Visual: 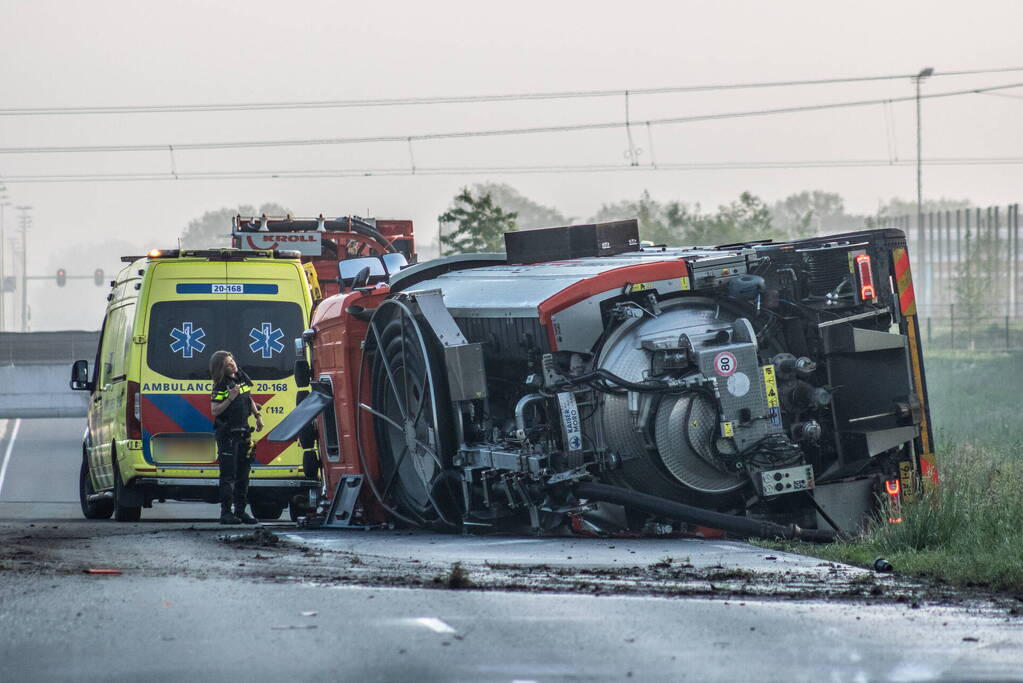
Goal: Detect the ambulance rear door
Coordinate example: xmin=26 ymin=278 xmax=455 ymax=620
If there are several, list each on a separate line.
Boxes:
xmin=138 ymin=260 xmax=228 ymax=467
xmin=224 ymin=259 xmax=308 ymax=467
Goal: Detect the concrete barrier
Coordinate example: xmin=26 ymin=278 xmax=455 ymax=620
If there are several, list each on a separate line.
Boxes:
xmin=0 ymin=331 xmax=98 ymax=418
xmin=0 ymin=364 xmax=89 ymax=418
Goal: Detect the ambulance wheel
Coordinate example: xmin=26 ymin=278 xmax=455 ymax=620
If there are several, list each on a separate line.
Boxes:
xmin=251 ymin=503 xmax=284 ymax=520
xmin=112 ymin=460 xmax=142 ymax=522
xmin=79 ymin=457 xmax=113 ymax=520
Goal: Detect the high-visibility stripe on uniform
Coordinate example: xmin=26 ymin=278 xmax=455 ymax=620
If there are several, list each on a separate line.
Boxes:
xmin=212 ymin=382 xmax=251 ymax=402
xmin=893 ymin=248 xmax=917 ymax=316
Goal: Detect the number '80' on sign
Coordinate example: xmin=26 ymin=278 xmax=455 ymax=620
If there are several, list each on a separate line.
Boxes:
xmin=713 ymin=351 xmax=738 ymax=377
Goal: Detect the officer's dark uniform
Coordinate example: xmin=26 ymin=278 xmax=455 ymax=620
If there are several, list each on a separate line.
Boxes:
xmin=211 ymin=370 xmax=255 ymax=520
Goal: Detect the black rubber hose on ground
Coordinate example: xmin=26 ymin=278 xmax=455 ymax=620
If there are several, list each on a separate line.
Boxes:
xmin=574 ymin=481 xmax=837 ymax=543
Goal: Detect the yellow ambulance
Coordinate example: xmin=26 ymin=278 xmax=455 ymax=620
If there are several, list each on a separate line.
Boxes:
xmin=71 ymin=248 xmax=316 ymax=521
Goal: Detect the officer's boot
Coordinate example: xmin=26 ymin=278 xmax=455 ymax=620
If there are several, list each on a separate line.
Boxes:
xmin=235 ymin=503 xmax=258 ymax=525
xmin=219 ymin=484 xmax=240 ymax=525
xmin=219 ymin=504 xmax=241 ymax=525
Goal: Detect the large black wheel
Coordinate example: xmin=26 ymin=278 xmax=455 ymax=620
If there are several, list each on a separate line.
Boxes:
xmin=112 ymin=458 xmax=142 ymax=522
xmin=79 ymin=456 xmax=113 ymax=520
xmin=251 ymin=502 xmax=284 ymax=520
xmin=363 ymin=299 xmax=461 ymax=529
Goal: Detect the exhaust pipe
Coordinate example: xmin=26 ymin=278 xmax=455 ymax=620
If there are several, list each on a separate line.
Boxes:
xmin=574 ymin=481 xmax=837 ymax=543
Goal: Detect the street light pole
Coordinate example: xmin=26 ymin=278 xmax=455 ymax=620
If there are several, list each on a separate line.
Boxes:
xmin=915 ymin=66 xmax=933 ymax=306
xmin=16 ymin=206 xmax=32 ymax=332
xmin=0 ymin=182 xmax=9 ymax=333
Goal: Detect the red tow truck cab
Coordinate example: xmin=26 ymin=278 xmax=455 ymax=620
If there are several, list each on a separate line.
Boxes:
xmin=231 ymin=215 xmax=416 ymax=300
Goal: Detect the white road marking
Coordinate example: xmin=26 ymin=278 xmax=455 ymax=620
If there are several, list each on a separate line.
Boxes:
xmin=482 ymin=539 xmax=545 ymax=546
xmin=413 ymin=617 xmax=457 ymax=634
xmin=0 ymin=419 xmax=22 ymax=499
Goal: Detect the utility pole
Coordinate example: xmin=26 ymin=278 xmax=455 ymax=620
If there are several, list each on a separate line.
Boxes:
xmin=16 ymin=206 xmax=32 ymax=332
xmin=0 ymin=181 xmax=9 ymax=333
xmin=915 ymin=66 xmax=933 ymax=307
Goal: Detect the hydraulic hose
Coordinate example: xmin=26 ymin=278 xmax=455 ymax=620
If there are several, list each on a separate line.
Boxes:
xmin=348 ymin=218 xmax=396 ymax=252
xmin=574 ymin=481 xmax=837 ymax=543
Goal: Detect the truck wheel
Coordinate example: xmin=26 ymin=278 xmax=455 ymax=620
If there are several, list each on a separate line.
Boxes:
xmin=289 ymin=494 xmax=310 ymax=522
xmin=113 ymin=459 xmax=142 ymax=522
xmin=79 ymin=457 xmax=114 ymax=520
xmin=251 ymin=503 xmax=284 ymax=520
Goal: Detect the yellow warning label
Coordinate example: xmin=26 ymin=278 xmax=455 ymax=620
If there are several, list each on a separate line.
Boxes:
xmin=762 ymin=365 xmax=780 ymax=407
xmin=680 ymin=276 xmax=691 ymax=291
xmin=721 ymin=422 xmax=734 ymax=438
xmin=631 ymin=282 xmax=652 ymax=292
xmin=899 ymin=460 xmax=917 ymax=503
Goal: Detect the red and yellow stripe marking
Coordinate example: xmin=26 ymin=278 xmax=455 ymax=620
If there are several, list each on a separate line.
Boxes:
xmin=903 ymin=301 xmax=939 ymax=491
xmin=893 ymin=248 xmax=917 ymax=316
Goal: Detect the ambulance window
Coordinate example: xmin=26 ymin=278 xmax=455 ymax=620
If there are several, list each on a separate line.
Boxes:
xmin=147 ymin=300 xmax=303 ymax=381
xmin=318 ymin=375 xmax=341 ymax=462
xmin=108 ymin=303 xmax=134 ymax=381
xmin=99 ymin=304 xmax=128 ymax=385
xmin=119 ymin=303 xmax=136 ymax=379
xmin=147 ymin=301 xmax=220 ymax=380
xmin=231 ymin=302 xmax=303 ymax=380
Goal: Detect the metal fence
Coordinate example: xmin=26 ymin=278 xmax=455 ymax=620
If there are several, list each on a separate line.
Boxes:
xmin=882 ymin=204 xmax=1022 ymax=320
xmin=914 ymin=305 xmax=1023 ymax=352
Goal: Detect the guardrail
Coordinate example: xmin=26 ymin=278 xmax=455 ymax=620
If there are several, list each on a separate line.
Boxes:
xmin=0 ymin=331 xmax=98 ymax=418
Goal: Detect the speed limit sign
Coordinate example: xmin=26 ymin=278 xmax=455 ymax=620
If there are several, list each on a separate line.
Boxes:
xmin=713 ymin=351 xmax=738 ymax=377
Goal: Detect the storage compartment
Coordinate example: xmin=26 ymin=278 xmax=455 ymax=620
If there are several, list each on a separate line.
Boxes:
xmin=505 ymin=220 xmax=640 ymax=264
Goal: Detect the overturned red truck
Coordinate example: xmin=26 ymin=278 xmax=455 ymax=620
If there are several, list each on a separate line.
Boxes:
xmin=272 ymin=219 xmax=936 ymax=540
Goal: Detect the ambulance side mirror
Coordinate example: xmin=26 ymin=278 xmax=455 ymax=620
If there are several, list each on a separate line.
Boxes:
xmin=70 ymin=360 xmax=92 ymax=391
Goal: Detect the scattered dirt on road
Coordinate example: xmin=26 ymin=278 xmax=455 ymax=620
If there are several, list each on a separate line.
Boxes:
xmin=0 ymin=520 xmax=1020 ymax=618
xmin=220 ymin=527 xmax=281 ymax=547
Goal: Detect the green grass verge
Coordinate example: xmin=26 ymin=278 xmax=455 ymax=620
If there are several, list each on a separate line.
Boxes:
xmin=765 ymin=351 xmax=1023 ymax=593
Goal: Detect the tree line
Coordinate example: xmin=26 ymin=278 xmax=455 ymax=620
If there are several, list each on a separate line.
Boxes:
xmin=438 ymin=182 xmax=971 ymax=255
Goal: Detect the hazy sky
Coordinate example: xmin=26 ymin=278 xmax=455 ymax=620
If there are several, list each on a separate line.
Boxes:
xmin=1 ymin=0 xmax=1021 ymax=329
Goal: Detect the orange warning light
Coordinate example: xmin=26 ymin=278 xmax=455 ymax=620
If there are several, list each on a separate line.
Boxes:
xmin=856 ymin=253 xmax=876 ymax=300
xmin=885 ymin=478 xmax=903 ymax=523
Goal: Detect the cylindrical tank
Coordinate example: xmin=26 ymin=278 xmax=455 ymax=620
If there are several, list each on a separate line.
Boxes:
xmin=594 ymin=298 xmax=746 ymax=505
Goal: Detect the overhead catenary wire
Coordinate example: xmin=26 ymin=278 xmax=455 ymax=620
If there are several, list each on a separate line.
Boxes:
xmin=4 ymin=156 xmax=1023 ymax=184
xmin=2 ymin=81 xmax=1020 ymax=156
xmin=979 ymin=91 xmax=1023 ymax=101
xmin=2 ymin=65 xmax=1022 ymax=116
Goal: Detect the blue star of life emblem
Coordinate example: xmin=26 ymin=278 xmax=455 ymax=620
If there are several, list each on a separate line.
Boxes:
xmin=249 ymin=322 xmax=285 ymax=359
xmin=169 ymin=322 xmax=207 ymax=359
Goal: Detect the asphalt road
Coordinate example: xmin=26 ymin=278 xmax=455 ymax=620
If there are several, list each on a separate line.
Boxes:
xmin=2 ymin=418 xmax=1022 ymax=682
xmin=0 ymin=417 xmax=213 ymax=521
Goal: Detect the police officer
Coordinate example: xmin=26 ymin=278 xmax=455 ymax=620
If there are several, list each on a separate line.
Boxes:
xmin=209 ymin=350 xmax=264 ymax=525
